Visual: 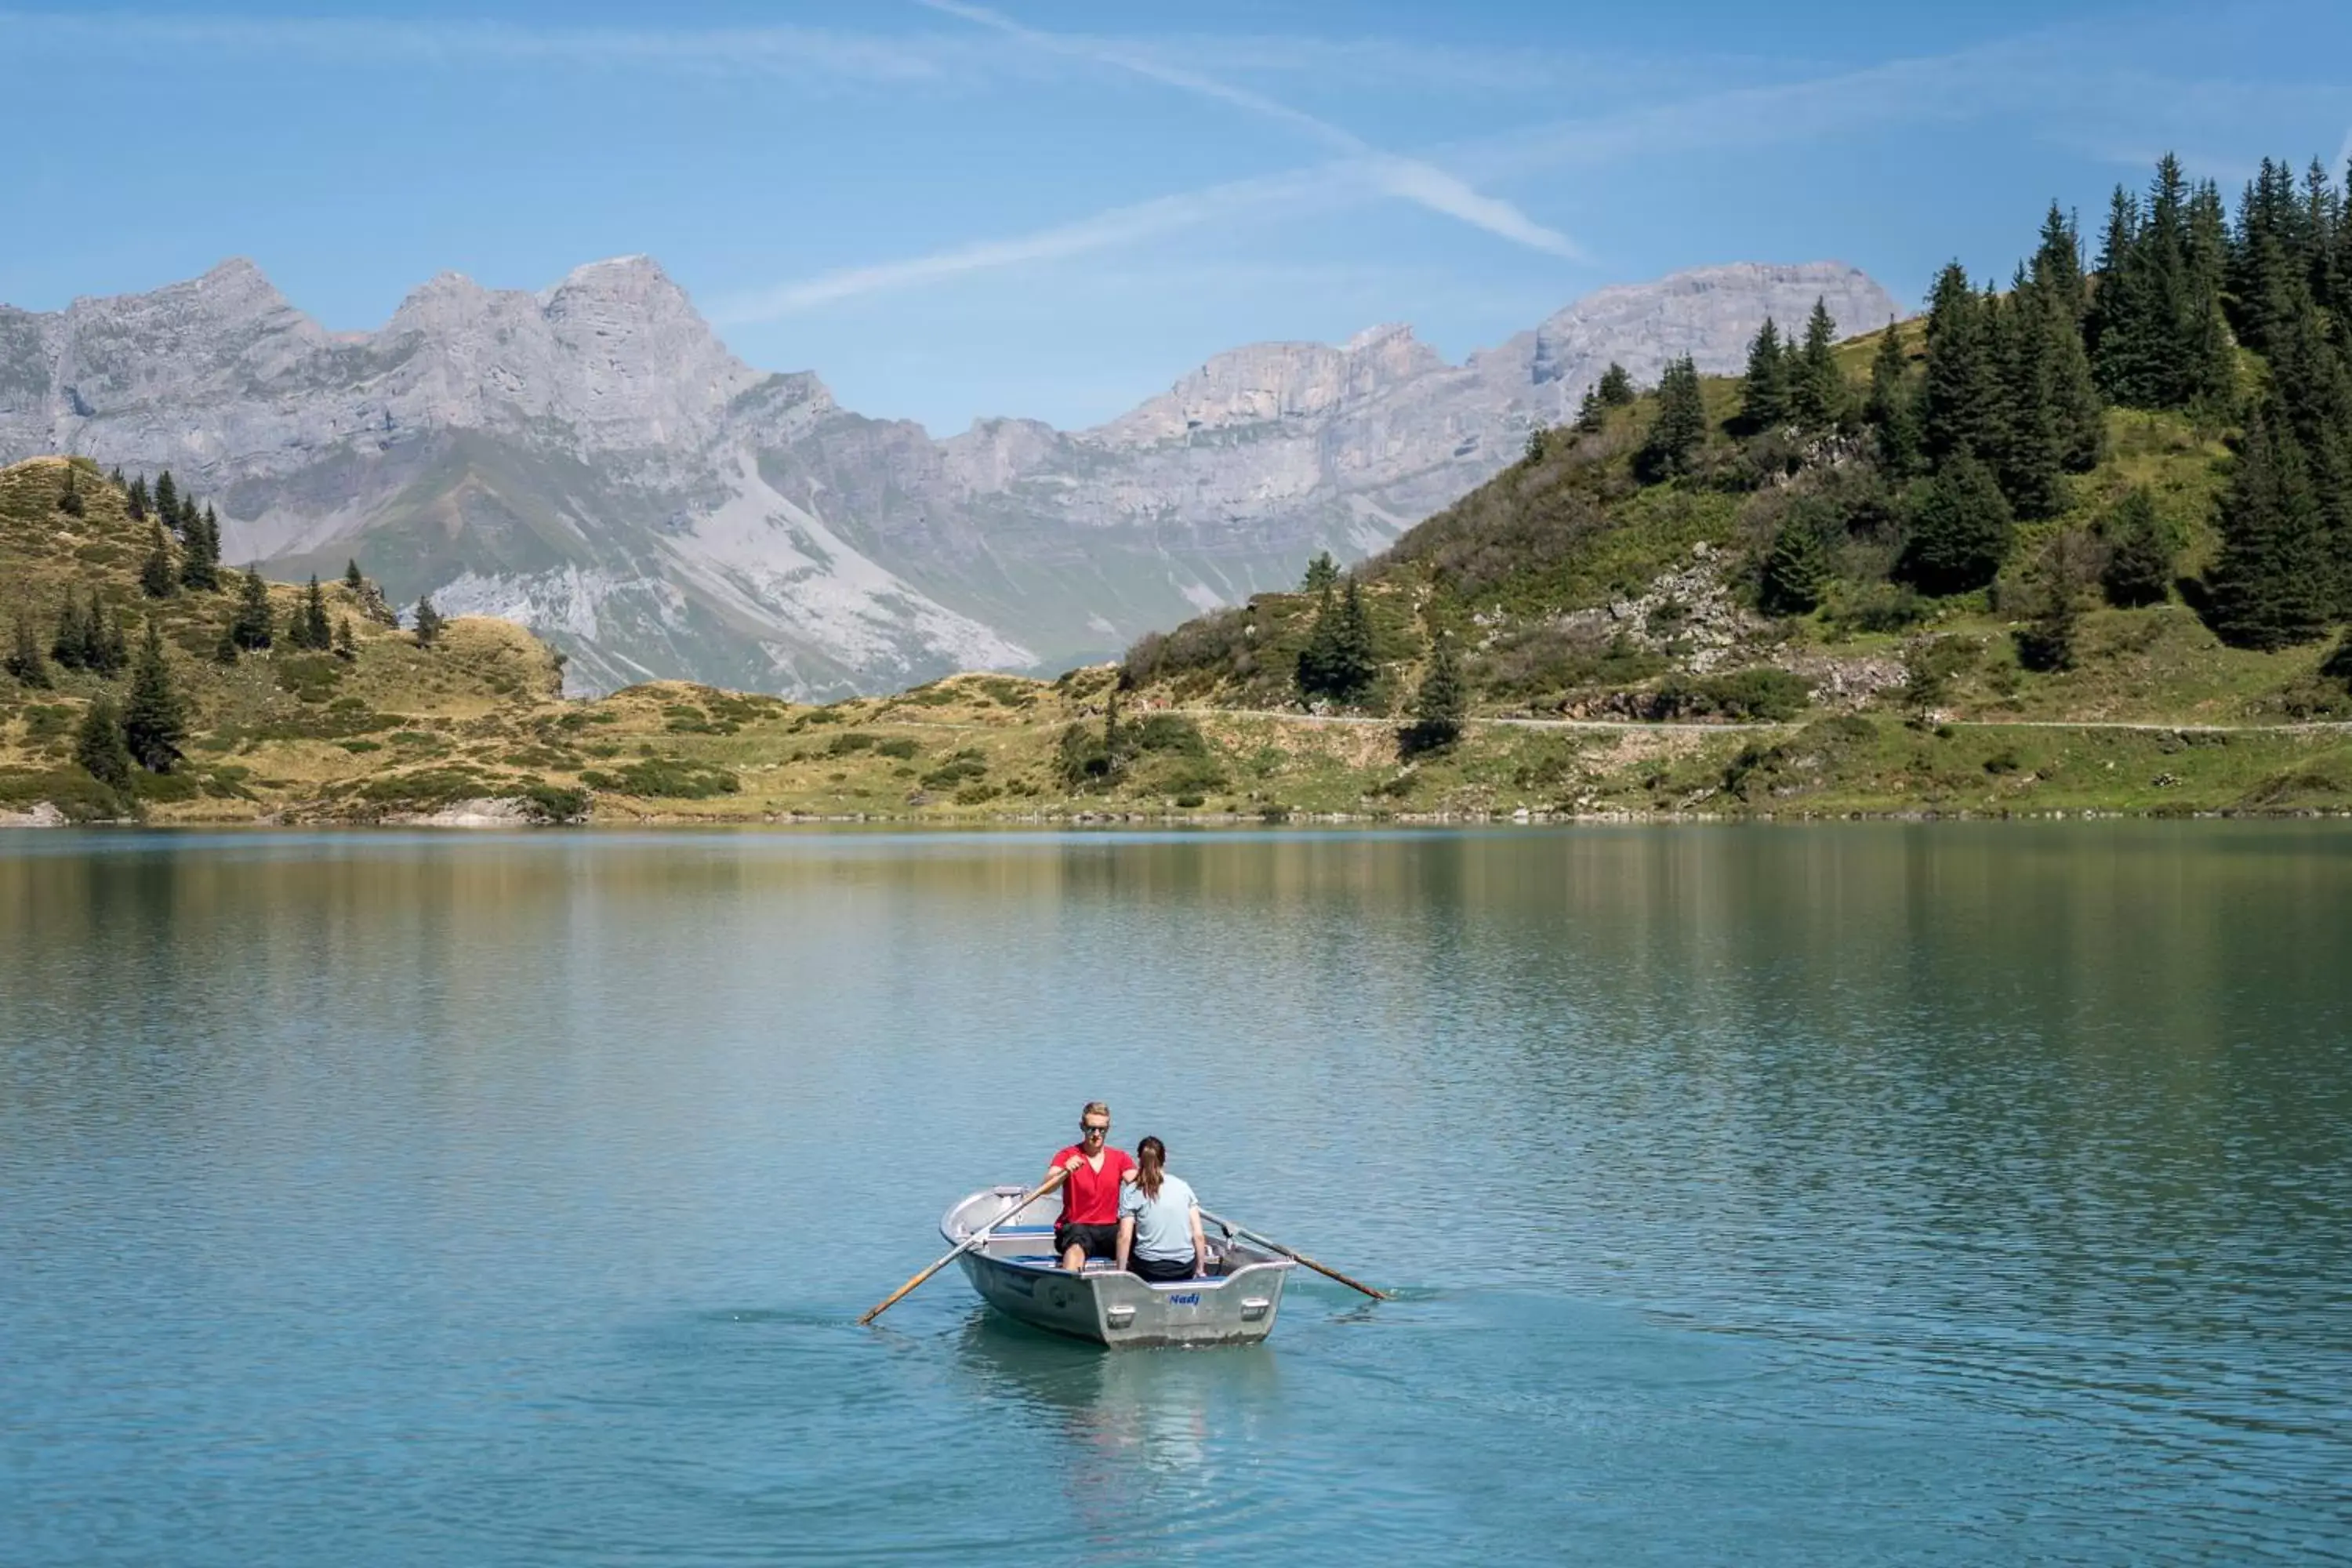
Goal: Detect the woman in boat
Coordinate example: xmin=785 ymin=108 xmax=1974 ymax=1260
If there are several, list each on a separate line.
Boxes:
xmin=1115 ymin=1136 xmax=1207 ymax=1283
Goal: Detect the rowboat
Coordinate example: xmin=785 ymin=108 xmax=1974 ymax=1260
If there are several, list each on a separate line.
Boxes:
xmin=941 ymin=1185 xmax=1298 ymax=1348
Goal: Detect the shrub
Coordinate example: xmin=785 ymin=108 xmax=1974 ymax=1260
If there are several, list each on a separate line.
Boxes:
xmin=579 ymin=759 xmax=739 ymax=798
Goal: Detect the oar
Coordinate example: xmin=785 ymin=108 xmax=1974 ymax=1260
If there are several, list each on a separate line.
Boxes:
xmin=859 ymin=1167 xmax=1069 ymax=1327
xmin=1199 ymin=1207 xmax=1389 ymax=1301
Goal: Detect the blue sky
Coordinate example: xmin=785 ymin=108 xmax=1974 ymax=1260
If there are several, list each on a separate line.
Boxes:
xmin=3 ymin=1 xmax=2350 ymax=434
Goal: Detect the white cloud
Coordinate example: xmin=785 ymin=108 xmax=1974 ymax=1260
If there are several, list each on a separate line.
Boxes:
xmin=915 ymin=0 xmax=1582 ymax=262
xmin=711 ymin=166 xmax=1351 ymax=322
xmin=0 ymin=9 xmax=956 ymax=82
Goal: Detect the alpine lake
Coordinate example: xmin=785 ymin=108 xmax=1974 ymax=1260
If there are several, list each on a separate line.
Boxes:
xmin=2 ymin=824 xmax=2347 ymax=1565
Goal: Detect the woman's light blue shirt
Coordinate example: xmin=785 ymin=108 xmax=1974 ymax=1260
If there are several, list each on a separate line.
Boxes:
xmin=1119 ymin=1174 xmax=1199 ymax=1262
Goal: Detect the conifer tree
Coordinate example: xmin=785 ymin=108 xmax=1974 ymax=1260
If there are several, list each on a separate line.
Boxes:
xmin=1300 ymin=551 xmax=1338 ymax=595
xmin=52 ymin=590 xmax=89 ymax=670
xmin=1635 ymin=355 xmax=1708 ymax=481
xmin=1738 ymin=318 xmax=1790 ymax=432
xmin=230 ymin=565 xmax=274 ymax=652
xmin=1791 ymin=298 xmax=1846 ymax=431
xmin=1294 ymin=580 xmax=1341 ymax=702
xmin=1329 ymin=579 xmax=1377 ymax=702
xmin=1991 ymin=281 xmax=2068 ymax=519
xmin=153 ymin=471 xmax=179 ymax=534
xmin=96 ymin=598 xmax=127 ymax=675
xmin=1921 ymin=264 xmax=2001 ymax=463
xmin=1402 ymin=630 xmax=1467 ymax=754
xmin=126 ymin=474 xmax=150 ymax=521
xmin=1899 ymin=452 xmax=2013 ymax=594
xmin=1760 ymin=501 xmax=1838 ymax=615
xmin=412 ymin=593 xmax=445 ymax=649
xmin=1595 ymin=363 xmax=1636 ymax=406
xmin=74 ymin=696 xmax=132 ymax=793
xmin=180 ymin=505 xmax=220 ymax=592
xmin=344 ymin=559 xmax=365 ymax=594
xmin=140 ymin=521 xmax=177 ymax=598
xmin=57 ymin=463 xmax=84 ymax=517
xmin=109 ymin=465 xmax=124 ymax=490
xmin=1864 ymin=321 xmax=1922 ymax=474
xmin=334 ymin=615 xmax=358 ymax=661
xmin=2098 ymin=488 xmax=2174 ymax=607
xmin=297 ymin=575 xmax=332 ymax=651
xmin=122 ymin=619 xmax=187 ymax=773
xmin=2207 ymin=405 xmax=2332 ymax=649
xmin=2034 ymin=203 xmax=2090 ymax=324
xmin=1573 ymin=385 xmax=1607 ymax=433
xmin=5 ymin=614 xmax=50 ymax=688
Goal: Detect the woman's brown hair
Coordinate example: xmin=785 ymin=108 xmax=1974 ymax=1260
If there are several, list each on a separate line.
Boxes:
xmin=1134 ymin=1135 xmax=1166 ymax=1200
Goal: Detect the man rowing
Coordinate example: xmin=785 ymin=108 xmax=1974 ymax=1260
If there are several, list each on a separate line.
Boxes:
xmin=1044 ymin=1100 xmax=1134 ymax=1272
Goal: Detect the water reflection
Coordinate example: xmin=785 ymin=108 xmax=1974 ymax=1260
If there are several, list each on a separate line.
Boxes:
xmin=951 ymin=1314 xmax=1283 ymax=1548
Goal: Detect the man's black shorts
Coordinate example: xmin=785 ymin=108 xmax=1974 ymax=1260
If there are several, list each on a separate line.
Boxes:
xmin=1054 ymin=1221 xmax=1120 ymax=1260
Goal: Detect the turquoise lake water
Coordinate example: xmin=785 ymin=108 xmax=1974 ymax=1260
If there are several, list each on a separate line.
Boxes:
xmin=2 ymin=826 xmax=2348 ymax=1563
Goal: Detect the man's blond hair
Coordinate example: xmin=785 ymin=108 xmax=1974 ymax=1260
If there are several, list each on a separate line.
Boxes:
xmin=1081 ymin=1102 xmax=1110 ymax=1122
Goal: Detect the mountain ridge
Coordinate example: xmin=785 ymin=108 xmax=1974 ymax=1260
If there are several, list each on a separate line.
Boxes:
xmin=0 ymin=256 xmax=1900 ymax=695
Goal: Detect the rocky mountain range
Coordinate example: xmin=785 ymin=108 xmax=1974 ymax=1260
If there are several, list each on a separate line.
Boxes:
xmin=0 ymin=257 xmax=1899 ymax=696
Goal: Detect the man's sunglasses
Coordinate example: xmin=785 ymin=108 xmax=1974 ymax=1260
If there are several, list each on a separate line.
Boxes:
xmin=1080 ymin=1123 xmax=1109 ymax=1136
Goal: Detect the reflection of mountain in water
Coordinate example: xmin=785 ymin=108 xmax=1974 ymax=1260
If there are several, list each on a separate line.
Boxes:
xmin=951 ymin=1315 xmax=1285 ymax=1548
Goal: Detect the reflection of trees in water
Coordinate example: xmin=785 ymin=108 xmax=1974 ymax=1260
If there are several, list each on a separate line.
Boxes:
xmin=950 ymin=1314 xmax=1283 ymax=1552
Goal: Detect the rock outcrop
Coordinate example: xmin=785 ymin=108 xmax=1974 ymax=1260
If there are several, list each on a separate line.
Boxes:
xmin=0 ymin=257 xmax=1899 ymax=695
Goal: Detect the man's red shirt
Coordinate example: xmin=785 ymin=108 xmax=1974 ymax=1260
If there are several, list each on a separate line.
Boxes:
xmin=1050 ymin=1145 xmax=1135 ymax=1225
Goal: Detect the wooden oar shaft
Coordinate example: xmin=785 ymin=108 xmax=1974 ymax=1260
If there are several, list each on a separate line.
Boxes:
xmin=859 ymin=1168 xmax=1068 ymax=1327
xmin=1199 ymin=1207 xmax=1389 ymax=1301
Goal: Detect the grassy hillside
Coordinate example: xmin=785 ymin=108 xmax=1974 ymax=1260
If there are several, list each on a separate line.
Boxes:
xmin=5 ymin=438 xmax=2350 ymax=826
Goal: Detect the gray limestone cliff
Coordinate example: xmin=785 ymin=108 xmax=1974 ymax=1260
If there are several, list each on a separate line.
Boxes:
xmin=0 ymin=258 xmax=1899 ymax=696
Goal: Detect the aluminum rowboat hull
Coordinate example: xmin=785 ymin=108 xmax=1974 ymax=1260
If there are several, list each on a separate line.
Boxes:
xmin=941 ymin=1185 xmax=1294 ymax=1348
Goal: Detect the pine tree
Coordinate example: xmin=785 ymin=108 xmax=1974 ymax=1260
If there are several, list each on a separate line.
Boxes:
xmin=1329 ymin=579 xmax=1377 ymax=702
xmin=1300 ymin=551 xmax=1338 ymax=595
xmin=1635 ymin=355 xmax=1708 ymax=481
xmin=2027 ymin=212 xmax=2107 ymax=470
xmin=122 ymin=619 xmax=187 ymax=773
xmin=52 ymin=590 xmax=89 ymax=670
xmin=230 ymin=565 xmax=274 ymax=652
xmin=1595 ymin=363 xmax=1636 ymax=406
xmin=1402 ymin=630 xmax=1467 ymax=754
xmin=296 ymin=575 xmax=332 ymax=651
xmin=1791 ymin=297 xmax=1846 ymax=431
xmin=2098 ymin=488 xmax=2173 ymax=607
xmin=412 ymin=593 xmax=445 ymax=649
xmin=1921 ymin=263 xmax=2001 ymax=463
xmin=344 ymin=559 xmax=365 ymax=594
xmin=74 ymin=696 xmax=132 ymax=794
xmin=1864 ymin=321 xmax=1922 ymax=474
xmin=126 ymin=474 xmax=150 ymax=521
xmin=2034 ymin=203 xmax=2090 ymax=324
xmin=1573 ymin=385 xmax=1606 ymax=433
xmin=334 ymin=615 xmax=357 ymax=661
xmin=1760 ymin=501 xmax=1838 ymax=615
xmin=1294 ymin=581 xmax=1341 ymax=702
xmin=2206 ymin=405 xmax=2332 ymax=649
xmin=153 ymin=471 xmax=180 ymax=535
xmin=5 ymin=615 xmax=50 ymax=688
xmin=180 ymin=504 xmax=220 ymax=592
xmin=1991 ymin=280 xmax=2068 ymax=519
xmin=1899 ymin=452 xmax=2013 ymax=594
xmin=57 ymin=463 xmax=84 ymax=517
xmin=140 ymin=521 xmax=177 ymax=598
xmin=96 ymin=597 xmax=127 ymax=675
xmin=1737 ymin=318 xmax=1790 ymax=432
